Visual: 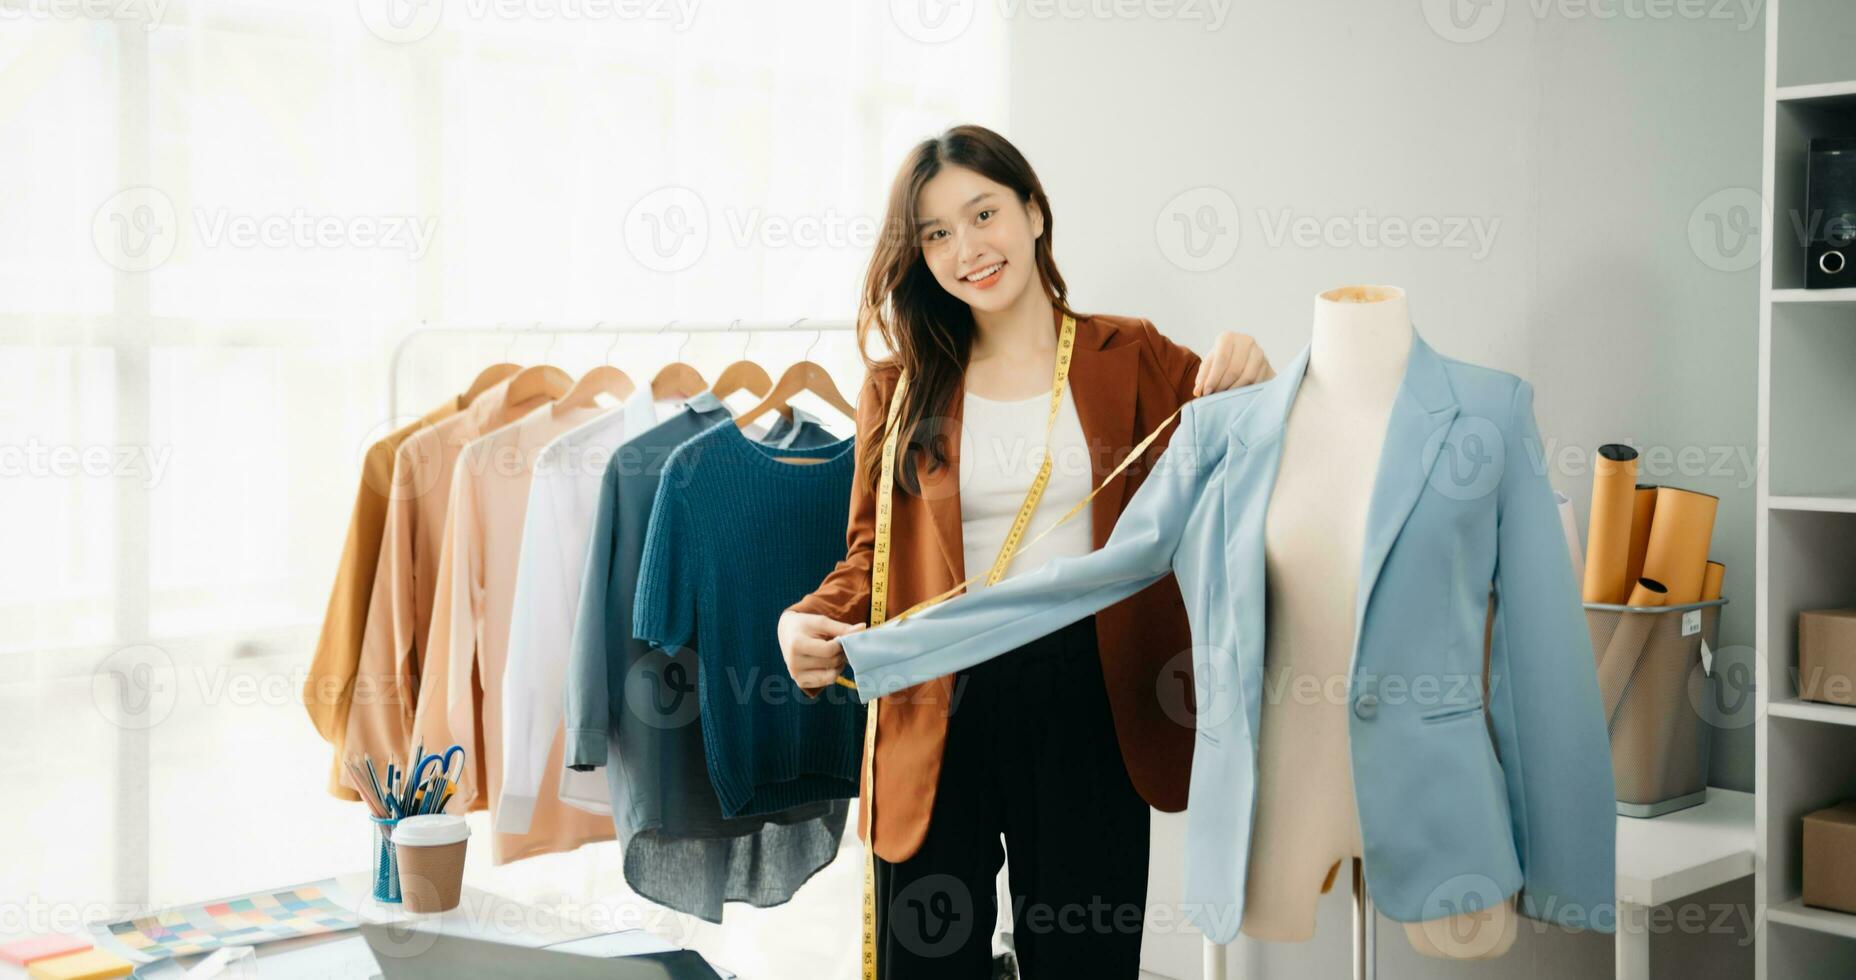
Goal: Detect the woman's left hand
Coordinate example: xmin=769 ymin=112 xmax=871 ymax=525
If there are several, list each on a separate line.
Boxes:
xmin=1194 ymin=331 xmax=1276 ymax=396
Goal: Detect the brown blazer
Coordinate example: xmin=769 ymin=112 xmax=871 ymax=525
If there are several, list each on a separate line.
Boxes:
xmin=789 ymin=309 xmax=1203 ymax=863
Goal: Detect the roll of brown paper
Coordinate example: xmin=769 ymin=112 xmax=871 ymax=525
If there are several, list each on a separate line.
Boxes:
xmin=1641 ymin=487 xmax=1719 ymax=605
xmin=1597 ymin=578 xmax=1669 ymax=722
xmin=1583 ymin=445 xmax=1639 ymax=604
xmin=1625 ymin=484 xmax=1657 ymax=589
xmin=1701 ymin=561 xmax=1725 ymax=602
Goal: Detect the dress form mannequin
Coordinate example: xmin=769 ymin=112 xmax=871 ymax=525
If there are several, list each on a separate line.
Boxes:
xmin=1240 ymin=284 xmax=1518 ymax=959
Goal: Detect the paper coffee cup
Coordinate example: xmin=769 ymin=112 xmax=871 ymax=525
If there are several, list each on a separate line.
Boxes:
xmin=392 ymin=814 xmax=469 ymax=913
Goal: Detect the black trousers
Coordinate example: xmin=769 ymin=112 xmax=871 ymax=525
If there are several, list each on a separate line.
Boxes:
xmin=873 ymin=615 xmax=1151 ymax=979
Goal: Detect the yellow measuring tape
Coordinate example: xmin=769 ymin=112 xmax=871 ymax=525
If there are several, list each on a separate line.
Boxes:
xmin=841 ymin=314 xmax=1185 ymax=977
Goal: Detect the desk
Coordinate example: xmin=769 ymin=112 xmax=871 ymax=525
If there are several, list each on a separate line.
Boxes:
xmin=0 ymin=874 xmax=721 ymax=980
xmin=1614 ymin=788 xmax=1756 ymax=980
xmin=251 ymin=874 xmax=728 ymax=979
xmin=227 ymin=877 xmax=600 ymax=979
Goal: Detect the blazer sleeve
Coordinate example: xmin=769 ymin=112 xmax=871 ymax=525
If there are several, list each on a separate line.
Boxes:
xmin=785 ymin=368 xmax=889 ymax=628
xmin=1485 ymin=379 xmax=1618 ymax=932
xmin=837 ymin=398 xmax=1221 ymax=701
xmin=342 ymin=440 xmax=424 ymax=782
xmin=303 ymin=435 xmax=395 ymax=744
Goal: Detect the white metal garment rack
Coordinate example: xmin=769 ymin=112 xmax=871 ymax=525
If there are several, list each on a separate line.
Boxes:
xmin=1202 ymin=860 xmax=1375 ymax=980
xmin=385 ymin=318 xmax=859 ymax=418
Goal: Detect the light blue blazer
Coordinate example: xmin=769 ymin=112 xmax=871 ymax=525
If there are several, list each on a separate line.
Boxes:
xmin=837 ymin=329 xmax=1617 ymax=941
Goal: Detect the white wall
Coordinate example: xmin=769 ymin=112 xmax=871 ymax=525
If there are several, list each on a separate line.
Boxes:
xmin=998 ymin=0 xmax=1763 ymax=976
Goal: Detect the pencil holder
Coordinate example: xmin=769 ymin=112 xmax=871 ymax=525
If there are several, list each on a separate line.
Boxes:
xmin=371 ymin=815 xmax=402 ymax=903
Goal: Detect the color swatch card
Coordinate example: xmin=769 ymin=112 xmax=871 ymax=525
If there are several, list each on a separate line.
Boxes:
xmin=23 ymin=948 xmax=132 ymax=980
xmin=87 ymin=880 xmax=358 ymax=963
xmin=0 ymin=935 xmax=90 ymax=966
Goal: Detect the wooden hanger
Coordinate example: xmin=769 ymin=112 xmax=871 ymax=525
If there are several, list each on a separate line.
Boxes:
xmin=504 ymin=364 xmax=573 ymax=406
xmin=461 ymin=363 xmax=520 ymax=406
xmin=709 ymin=321 xmax=774 ymax=406
xmin=710 ymin=359 xmax=773 ymax=405
xmin=650 ymin=322 xmax=708 ymax=401
xmin=651 ymin=362 xmax=707 ymax=401
xmin=557 ymin=325 xmax=637 ymax=415
xmin=555 ymin=365 xmax=635 ymax=416
xmin=735 ymin=361 xmax=855 ymax=430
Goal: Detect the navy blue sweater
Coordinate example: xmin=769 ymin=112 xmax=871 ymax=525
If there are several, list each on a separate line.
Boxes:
xmin=632 ymin=418 xmax=864 ymax=819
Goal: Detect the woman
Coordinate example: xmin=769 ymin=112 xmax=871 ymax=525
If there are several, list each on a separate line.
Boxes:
xmin=778 ymin=124 xmax=1274 ymax=977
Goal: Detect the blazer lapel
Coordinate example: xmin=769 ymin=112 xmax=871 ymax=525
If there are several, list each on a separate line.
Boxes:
xmin=1223 ymin=342 xmax=1311 ymax=719
xmin=917 ymin=377 xmax=968 ymax=587
xmin=1352 ymin=331 xmax=1459 ymax=638
xmin=1064 ymin=316 xmax=1136 ymax=549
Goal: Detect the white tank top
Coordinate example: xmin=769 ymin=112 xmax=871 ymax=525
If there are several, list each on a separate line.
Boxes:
xmin=957 ymin=383 xmax=1095 ymax=591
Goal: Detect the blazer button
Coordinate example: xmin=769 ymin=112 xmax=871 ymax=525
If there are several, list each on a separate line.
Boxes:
xmin=1353 ymin=693 xmax=1379 ymax=720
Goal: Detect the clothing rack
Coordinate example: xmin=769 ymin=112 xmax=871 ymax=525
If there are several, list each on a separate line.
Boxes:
xmin=387 ymin=318 xmax=859 ymax=418
xmin=1202 ymin=863 xmax=1375 ymax=980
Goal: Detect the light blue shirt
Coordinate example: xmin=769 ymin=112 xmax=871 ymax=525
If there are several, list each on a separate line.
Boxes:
xmin=838 ymin=329 xmax=1617 ymax=940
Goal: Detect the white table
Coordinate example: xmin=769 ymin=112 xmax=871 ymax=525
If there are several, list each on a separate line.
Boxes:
xmin=1200 ymin=788 xmax=1756 ymax=980
xmin=6 ymin=874 xmax=720 ymax=980
xmin=1614 ymin=788 xmax=1756 ymax=980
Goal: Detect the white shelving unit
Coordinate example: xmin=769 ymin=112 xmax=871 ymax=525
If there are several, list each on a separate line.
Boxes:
xmin=1757 ymin=2 xmax=1856 ymax=976
xmin=1617 ymin=790 xmax=1755 ymax=980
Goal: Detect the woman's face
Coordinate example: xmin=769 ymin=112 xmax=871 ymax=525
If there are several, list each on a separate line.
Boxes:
xmin=914 ymin=164 xmax=1043 ymax=316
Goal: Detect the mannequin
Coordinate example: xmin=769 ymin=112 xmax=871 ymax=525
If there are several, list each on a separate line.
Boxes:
xmin=1245 ymin=284 xmax=1516 ymax=959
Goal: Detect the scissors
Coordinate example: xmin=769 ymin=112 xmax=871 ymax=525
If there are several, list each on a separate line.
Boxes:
xmin=406 ymin=744 xmax=466 ymax=815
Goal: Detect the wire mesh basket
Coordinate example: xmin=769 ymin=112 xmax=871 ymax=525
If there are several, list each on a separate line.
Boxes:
xmin=371 ymin=816 xmax=402 ymax=903
xmin=1583 ymin=597 xmax=1727 ymax=817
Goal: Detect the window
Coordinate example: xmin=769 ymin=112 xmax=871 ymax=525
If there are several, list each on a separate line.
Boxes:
xmin=0 ymin=0 xmax=1005 ymax=920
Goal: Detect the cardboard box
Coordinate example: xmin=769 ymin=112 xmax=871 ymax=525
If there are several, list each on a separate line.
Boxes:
xmin=1803 ymin=800 xmax=1856 ymax=914
xmin=1799 ymin=609 xmax=1856 ymax=707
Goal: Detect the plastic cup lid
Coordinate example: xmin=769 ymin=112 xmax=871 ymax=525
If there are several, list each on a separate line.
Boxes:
xmin=392 ymin=814 xmax=470 ymax=847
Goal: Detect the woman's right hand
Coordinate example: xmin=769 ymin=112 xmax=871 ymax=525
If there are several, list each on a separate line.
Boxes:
xmin=779 ymin=609 xmax=866 ymax=693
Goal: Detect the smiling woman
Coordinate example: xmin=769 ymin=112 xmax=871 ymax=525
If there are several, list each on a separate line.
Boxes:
xmin=777 ymin=124 xmax=1275 ymax=978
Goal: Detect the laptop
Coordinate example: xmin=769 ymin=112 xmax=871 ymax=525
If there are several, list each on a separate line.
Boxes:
xmin=360 ymin=923 xmax=725 ymax=979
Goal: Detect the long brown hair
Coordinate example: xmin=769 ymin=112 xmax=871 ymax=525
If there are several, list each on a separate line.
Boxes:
xmin=857 ymin=124 xmax=1077 ymax=495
